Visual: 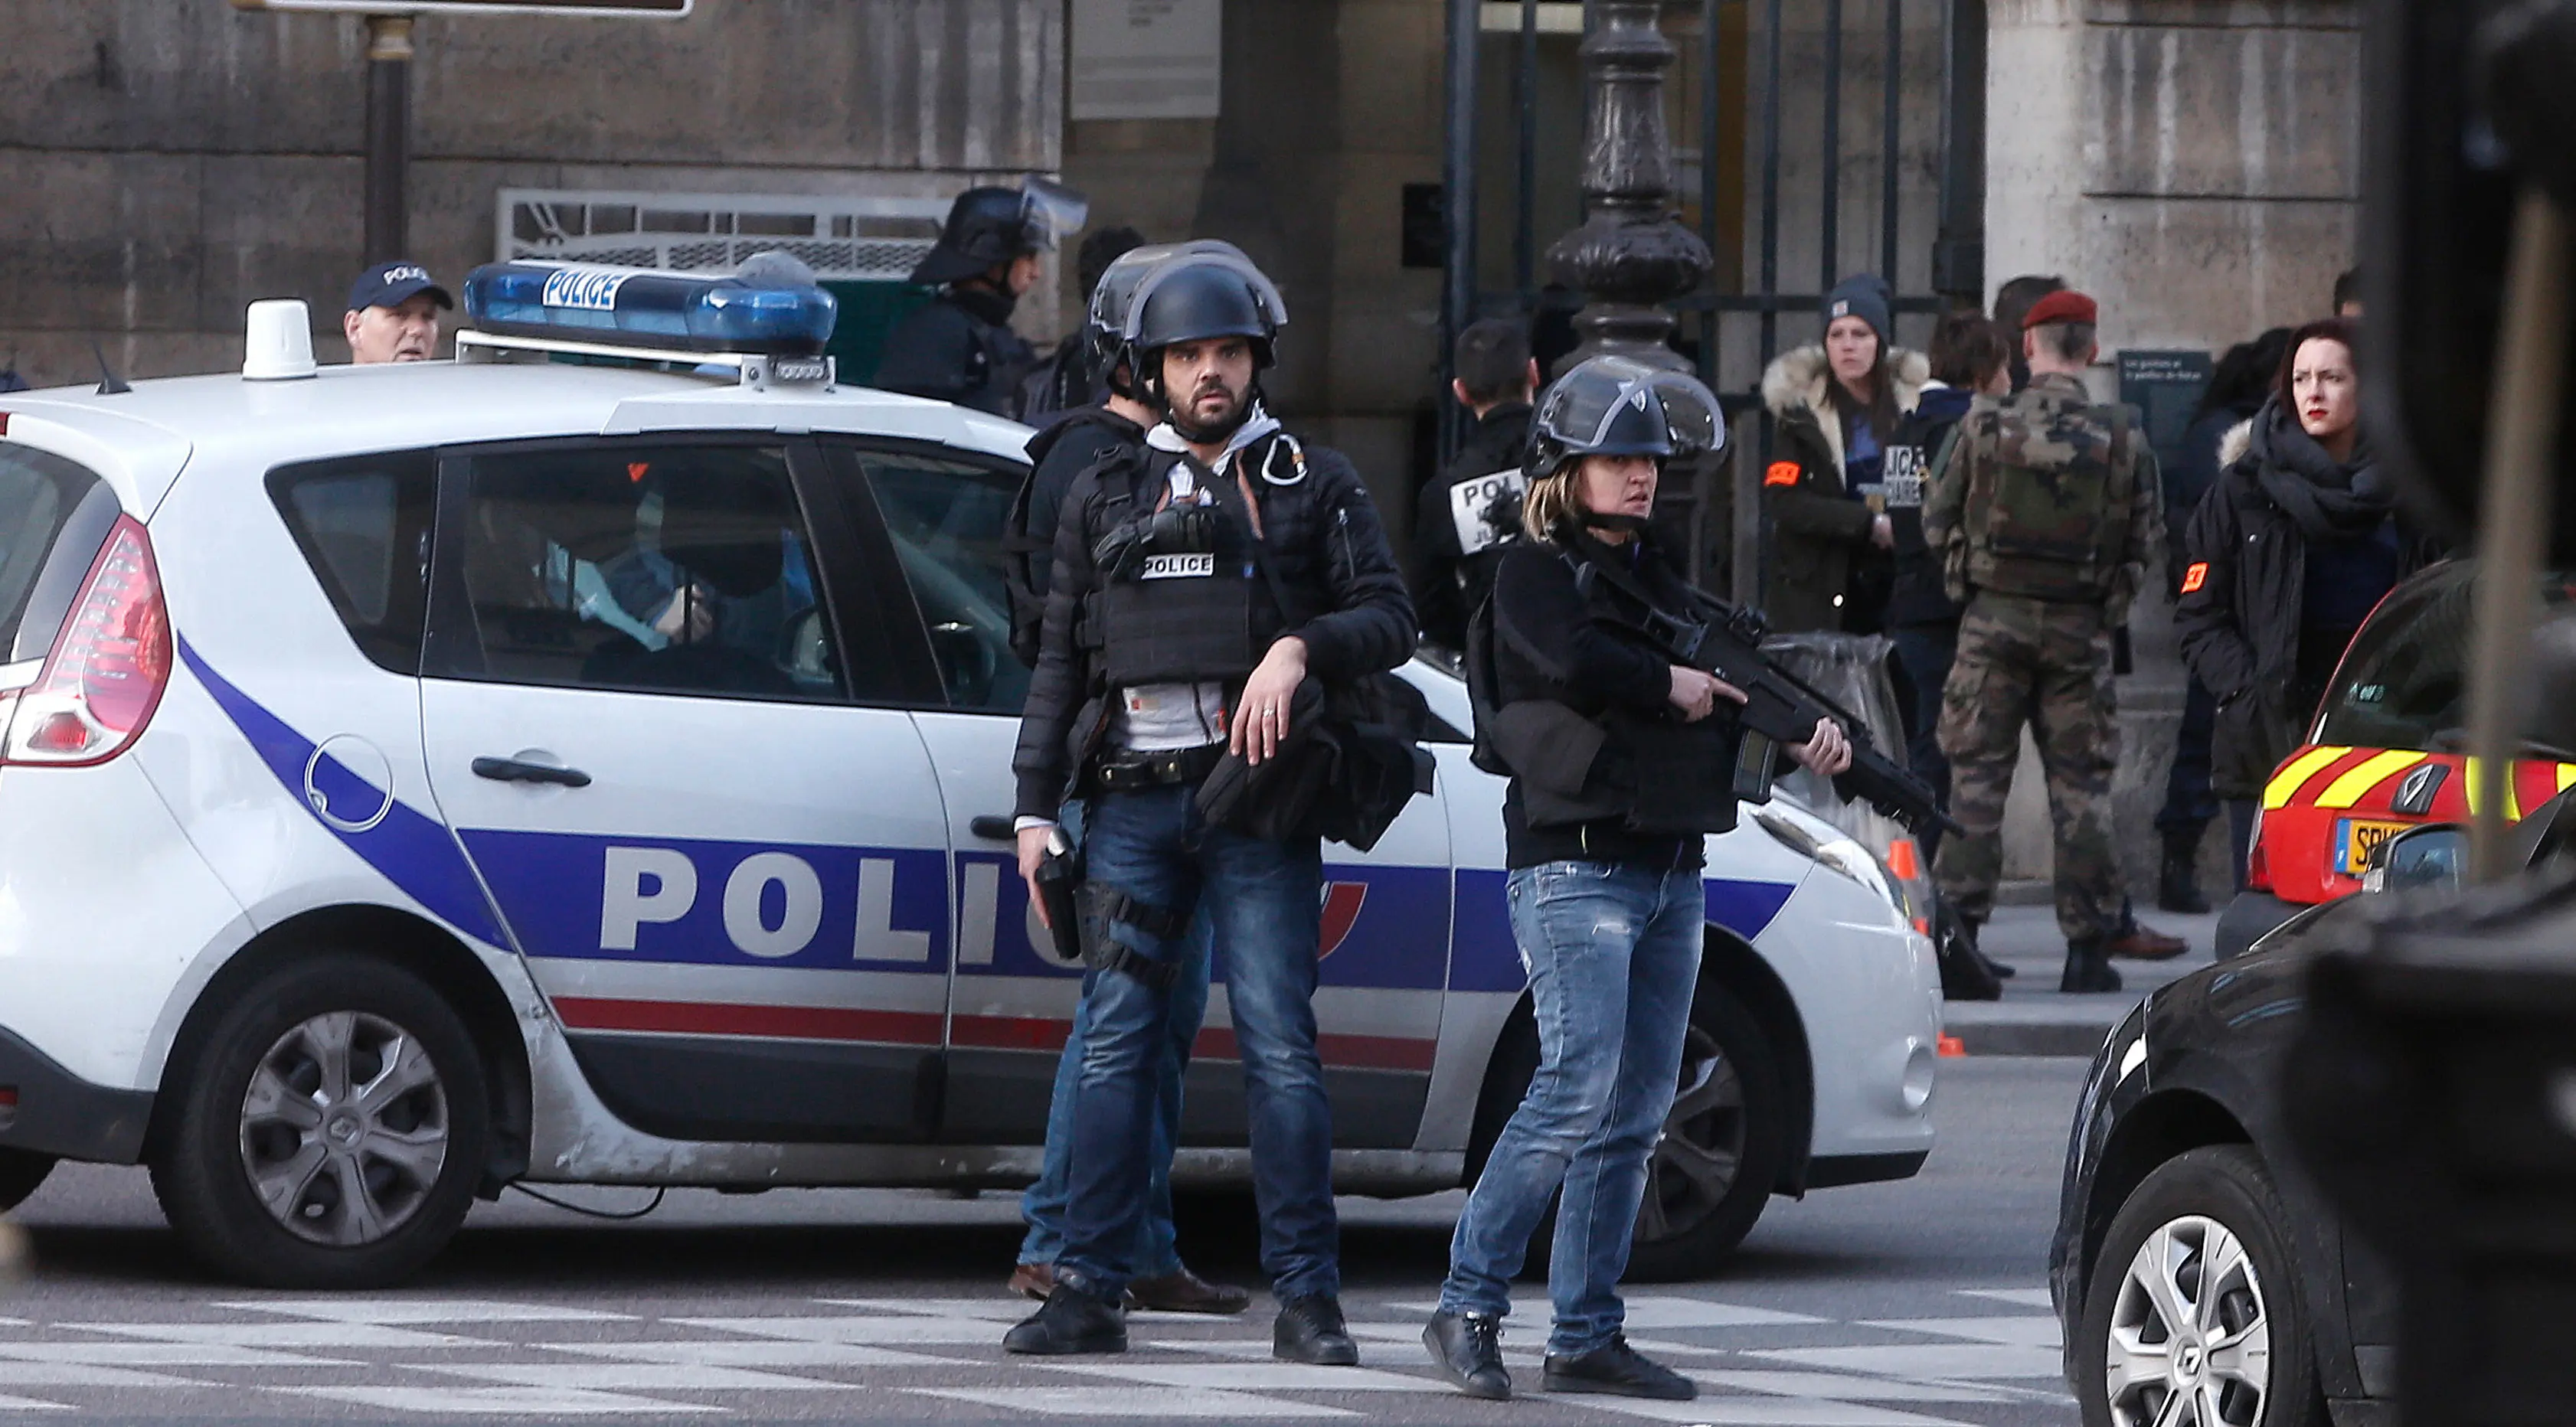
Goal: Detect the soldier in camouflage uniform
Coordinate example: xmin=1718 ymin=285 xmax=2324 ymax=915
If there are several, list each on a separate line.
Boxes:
xmin=1921 ymin=289 xmax=2164 ymax=993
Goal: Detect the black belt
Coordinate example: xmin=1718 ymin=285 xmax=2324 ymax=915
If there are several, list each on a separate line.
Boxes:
xmin=1091 ymin=743 xmax=1224 ymax=792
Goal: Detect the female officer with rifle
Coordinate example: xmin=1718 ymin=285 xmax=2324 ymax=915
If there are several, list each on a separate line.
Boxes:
xmin=1424 ymin=356 xmax=1853 ymax=1403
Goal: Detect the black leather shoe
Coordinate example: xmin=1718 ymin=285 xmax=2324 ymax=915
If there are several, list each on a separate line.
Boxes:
xmin=1424 ymin=1310 xmax=1511 ymax=1399
xmin=1273 ymin=1293 xmax=1360 ymax=1366
xmin=1127 ymin=1266 xmax=1253 ymax=1315
xmin=1003 ymin=1283 xmax=1127 ymax=1356
xmin=1541 ymin=1334 xmax=1697 ymax=1400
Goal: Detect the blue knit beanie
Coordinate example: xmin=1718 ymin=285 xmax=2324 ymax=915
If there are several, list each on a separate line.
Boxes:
xmin=1824 ymin=274 xmax=1894 ymax=348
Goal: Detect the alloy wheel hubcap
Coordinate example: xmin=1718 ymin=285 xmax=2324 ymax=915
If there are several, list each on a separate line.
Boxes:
xmin=237 ymin=1011 xmax=450 ymax=1246
xmin=2104 ymin=1213 xmax=2273 ymax=1427
xmin=1639 ymin=1024 xmax=1747 ymax=1243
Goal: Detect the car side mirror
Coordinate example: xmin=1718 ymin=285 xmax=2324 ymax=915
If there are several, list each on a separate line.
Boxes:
xmin=2363 ymin=823 xmax=2468 ymax=893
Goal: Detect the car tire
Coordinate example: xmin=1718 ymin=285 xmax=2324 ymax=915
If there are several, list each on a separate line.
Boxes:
xmin=2077 ymin=1145 xmax=2325 ymax=1427
xmin=149 ymin=956 xmax=490 ymax=1289
xmin=1469 ymin=976 xmax=1788 ymax=1283
xmin=0 ymin=1149 xmax=54 ymax=1212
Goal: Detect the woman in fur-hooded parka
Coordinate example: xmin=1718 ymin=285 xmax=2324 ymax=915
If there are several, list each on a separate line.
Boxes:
xmin=1757 ymin=341 xmax=1931 ymax=634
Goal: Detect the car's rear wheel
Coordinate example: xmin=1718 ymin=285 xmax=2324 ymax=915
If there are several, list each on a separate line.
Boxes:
xmin=1470 ymin=976 xmax=1787 ymax=1282
xmin=0 ymin=1149 xmax=54 ymax=1211
xmin=2078 ymin=1146 xmax=2323 ymax=1427
xmin=151 ymin=956 xmax=489 ymax=1288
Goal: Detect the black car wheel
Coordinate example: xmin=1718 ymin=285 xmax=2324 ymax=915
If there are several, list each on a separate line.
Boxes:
xmin=149 ymin=956 xmax=489 ymax=1289
xmin=1472 ymin=978 xmax=1787 ymax=1282
xmin=0 ymin=1148 xmax=54 ymax=1212
xmin=2078 ymin=1146 xmax=2323 ymax=1427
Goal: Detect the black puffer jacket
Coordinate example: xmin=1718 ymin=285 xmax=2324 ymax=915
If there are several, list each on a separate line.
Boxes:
xmin=2176 ymin=400 xmax=2442 ymax=798
xmin=1008 ymin=406 xmax=1146 ymax=665
xmin=1013 ymin=431 xmax=1417 ymax=818
xmin=872 ymin=286 xmax=1035 ymax=418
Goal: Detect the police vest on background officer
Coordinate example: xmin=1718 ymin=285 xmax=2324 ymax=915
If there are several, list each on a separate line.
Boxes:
xmin=875 ymin=178 xmax=1088 ymax=418
xmin=1414 ymin=318 xmax=1540 ymax=652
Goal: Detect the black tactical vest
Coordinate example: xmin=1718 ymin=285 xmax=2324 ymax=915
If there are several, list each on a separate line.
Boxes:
xmin=1095 ymin=449 xmax=1265 ymax=688
xmin=1469 ymin=544 xmax=1750 ymax=837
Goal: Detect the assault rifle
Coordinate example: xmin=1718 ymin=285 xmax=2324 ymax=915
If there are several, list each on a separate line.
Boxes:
xmin=1602 ymin=570 xmax=1960 ymax=838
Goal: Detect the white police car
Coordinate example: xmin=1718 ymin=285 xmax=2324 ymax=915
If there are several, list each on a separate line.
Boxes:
xmin=0 ymin=263 xmax=1940 ymax=1289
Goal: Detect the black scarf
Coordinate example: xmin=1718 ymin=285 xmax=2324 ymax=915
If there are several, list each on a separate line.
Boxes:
xmin=2247 ymin=397 xmax=2391 ymax=541
xmin=949 ymin=281 xmax=1018 ymax=328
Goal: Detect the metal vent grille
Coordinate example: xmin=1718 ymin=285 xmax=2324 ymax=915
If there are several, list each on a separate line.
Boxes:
xmin=495 ymin=190 xmax=950 ymax=281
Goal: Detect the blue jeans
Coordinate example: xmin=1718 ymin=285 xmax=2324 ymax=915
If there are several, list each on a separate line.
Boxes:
xmin=1440 ymin=862 xmax=1706 ymax=1356
xmin=1018 ymin=910 xmax=1211 ymax=1276
xmin=1057 ymin=782 xmax=1338 ymax=1301
xmin=1891 ymin=622 xmax=1958 ymax=861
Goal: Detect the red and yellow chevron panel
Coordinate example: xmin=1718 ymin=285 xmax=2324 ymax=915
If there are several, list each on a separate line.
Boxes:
xmin=2256 ymin=744 xmax=2576 ymax=904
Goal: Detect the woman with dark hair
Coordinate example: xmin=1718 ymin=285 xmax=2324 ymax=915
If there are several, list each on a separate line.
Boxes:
xmin=2177 ymin=317 xmax=2442 ymax=881
xmin=1757 ymin=275 xmax=1929 ymax=633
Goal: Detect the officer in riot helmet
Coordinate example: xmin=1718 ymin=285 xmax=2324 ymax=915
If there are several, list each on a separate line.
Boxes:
xmin=1003 ymin=241 xmax=1252 ymax=1318
xmin=874 ymin=178 xmax=1087 ymax=417
xmin=1005 ymin=250 xmax=1414 ymax=1362
xmin=1424 ymin=355 xmax=1850 ymax=1403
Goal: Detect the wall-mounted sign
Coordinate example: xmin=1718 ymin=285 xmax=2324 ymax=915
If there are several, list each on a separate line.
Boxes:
xmin=1071 ymin=0 xmax=1221 ymax=122
xmin=234 ymin=0 xmax=691 ymax=16
xmin=2117 ymin=349 xmax=2215 ymax=475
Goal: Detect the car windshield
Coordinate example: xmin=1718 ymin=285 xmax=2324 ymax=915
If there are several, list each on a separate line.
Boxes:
xmin=2316 ymin=561 xmax=2576 ymax=753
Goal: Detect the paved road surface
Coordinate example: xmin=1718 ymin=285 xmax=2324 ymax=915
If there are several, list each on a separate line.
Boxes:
xmin=1 ymin=1059 xmax=2090 ymax=1425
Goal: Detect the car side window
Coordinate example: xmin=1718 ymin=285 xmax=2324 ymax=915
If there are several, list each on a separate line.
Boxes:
xmin=2317 ymin=566 xmax=2476 ymax=751
xmin=440 ymin=443 xmax=846 ymax=703
xmin=267 ymin=451 xmax=436 ymax=674
xmin=856 ymin=447 xmax=1031 ymax=714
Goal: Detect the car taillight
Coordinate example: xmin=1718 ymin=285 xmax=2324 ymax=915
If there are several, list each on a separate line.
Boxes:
xmin=2245 ymin=806 xmax=2272 ymax=891
xmin=0 ymin=515 xmax=170 ymax=767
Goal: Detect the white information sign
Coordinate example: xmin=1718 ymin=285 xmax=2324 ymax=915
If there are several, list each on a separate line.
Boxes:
xmin=1070 ymin=0 xmax=1222 ymax=122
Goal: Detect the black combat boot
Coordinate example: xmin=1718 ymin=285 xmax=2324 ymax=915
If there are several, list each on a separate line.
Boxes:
xmin=2061 ymin=937 xmax=2123 ymax=994
xmin=2158 ymin=832 xmax=2212 ymax=915
xmin=1424 ymin=1310 xmax=1511 ymax=1399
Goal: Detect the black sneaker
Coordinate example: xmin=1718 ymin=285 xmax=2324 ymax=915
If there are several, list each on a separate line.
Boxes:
xmin=1541 ymin=1334 xmax=1697 ymax=1400
xmin=1423 ymin=1310 xmax=1511 ymax=1399
xmin=1273 ymin=1293 xmax=1360 ymax=1366
xmin=1002 ymin=1282 xmax=1127 ymax=1356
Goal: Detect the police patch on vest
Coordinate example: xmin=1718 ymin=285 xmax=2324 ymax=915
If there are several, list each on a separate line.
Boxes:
xmin=1141 ymin=552 xmax=1217 ymax=580
xmin=1447 ymin=470 xmax=1526 ymax=556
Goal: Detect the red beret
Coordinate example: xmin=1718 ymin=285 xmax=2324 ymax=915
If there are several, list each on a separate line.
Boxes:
xmin=2022 ymin=289 xmax=2098 ymax=330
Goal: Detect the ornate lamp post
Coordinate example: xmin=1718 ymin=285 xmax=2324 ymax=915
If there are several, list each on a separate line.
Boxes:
xmin=1548 ymin=1 xmax=1712 ymax=373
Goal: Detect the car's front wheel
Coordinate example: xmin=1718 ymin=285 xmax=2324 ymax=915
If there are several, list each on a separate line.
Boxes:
xmin=2078 ymin=1145 xmax=2323 ymax=1427
xmin=150 ymin=956 xmax=490 ymax=1289
xmin=0 ymin=1148 xmax=54 ymax=1212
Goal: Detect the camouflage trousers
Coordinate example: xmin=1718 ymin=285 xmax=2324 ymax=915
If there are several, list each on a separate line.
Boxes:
xmin=1931 ymin=593 xmax=2123 ymax=943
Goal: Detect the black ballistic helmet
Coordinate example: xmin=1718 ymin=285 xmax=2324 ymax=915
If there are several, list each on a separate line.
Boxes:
xmin=1123 ymin=251 xmax=1288 ymax=402
xmin=910 ymin=178 xmax=1091 ymax=287
xmin=1522 ymin=354 xmax=1727 ymax=484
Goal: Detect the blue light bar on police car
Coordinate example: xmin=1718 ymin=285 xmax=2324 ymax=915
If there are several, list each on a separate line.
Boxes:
xmin=460 ymin=262 xmax=839 ymax=357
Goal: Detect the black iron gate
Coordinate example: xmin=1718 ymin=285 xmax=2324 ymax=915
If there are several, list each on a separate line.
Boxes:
xmin=1440 ymin=0 xmax=1986 ymax=603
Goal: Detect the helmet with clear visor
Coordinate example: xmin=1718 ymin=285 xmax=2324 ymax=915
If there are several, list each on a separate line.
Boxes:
xmin=1522 ymin=354 xmax=1728 ymax=483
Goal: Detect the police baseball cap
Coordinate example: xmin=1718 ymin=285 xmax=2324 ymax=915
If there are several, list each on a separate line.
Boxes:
xmin=347 ymin=261 xmax=454 ymax=315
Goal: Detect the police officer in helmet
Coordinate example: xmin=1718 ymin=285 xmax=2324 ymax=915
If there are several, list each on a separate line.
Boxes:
xmin=874 ymin=178 xmax=1087 ymax=417
xmin=1005 ymin=250 xmax=1415 ymax=1361
xmin=1424 ymin=356 xmax=1850 ymax=1403
xmin=1005 ymin=241 xmax=1254 ymax=1317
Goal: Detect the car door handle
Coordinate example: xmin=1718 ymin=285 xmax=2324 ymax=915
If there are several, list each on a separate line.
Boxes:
xmin=472 ymin=756 xmax=592 ymax=789
xmin=969 ymin=815 xmax=1018 ymax=842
